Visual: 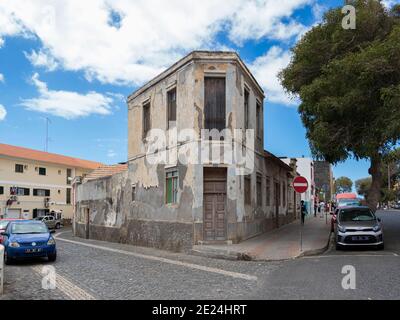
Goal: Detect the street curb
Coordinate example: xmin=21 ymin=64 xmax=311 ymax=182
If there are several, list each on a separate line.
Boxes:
xmin=297 ymin=231 xmax=332 ymax=258
xmin=190 ymin=248 xmax=253 ymax=261
xmin=190 ymin=230 xmax=333 ymax=262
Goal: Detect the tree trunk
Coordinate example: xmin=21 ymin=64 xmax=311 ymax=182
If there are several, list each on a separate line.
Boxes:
xmin=367 ymin=155 xmax=383 ymax=211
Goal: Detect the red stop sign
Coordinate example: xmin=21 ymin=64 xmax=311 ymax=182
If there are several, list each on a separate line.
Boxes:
xmin=293 ymin=176 xmax=308 ymax=193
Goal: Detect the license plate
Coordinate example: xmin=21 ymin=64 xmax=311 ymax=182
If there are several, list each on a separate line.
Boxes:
xmin=352 ymin=236 xmax=368 ymax=241
xmin=25 ymin=248 xmax=42 ymax=253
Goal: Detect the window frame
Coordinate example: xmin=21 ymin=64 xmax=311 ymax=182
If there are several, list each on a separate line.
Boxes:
xmin=38 ymin=167 xmax=46 ymax=176
xmin=244 ymin=175 xmax=251 ymax=205
xmin=204 ymin=76 xmax=226 ymax=131
xmin=11 ymin=187 xmax=30 ymax=196
xmin=33 ymin=188 xmax=50 ymax=197
xmin=142 ymin=101 xmax=151 ymax=139
xmin=256 ymin=100 xmax=262 ymax=139
xmin=165 ymin=168 xmax=178 ymax=204
xmin=167 ymin=87 xmax=177 ymax=129
xmin=256 ymin=174 xmax=262 ymax=208
xmin=15 ymin=164 xmax=24 ymax=173
xmin=265 ymin=177 xmax=271 ymax=206
xmin=66 ymin=168 xmax=72 ymax=185
xmin=244 ymin=87 xmax=250 ymax=130
xmin=66 ymin=188 xmax=71 ymax=204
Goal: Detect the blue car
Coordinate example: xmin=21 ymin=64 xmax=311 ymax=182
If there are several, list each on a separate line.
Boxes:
xmin=1 ymin=220 xmax=57 ymax=264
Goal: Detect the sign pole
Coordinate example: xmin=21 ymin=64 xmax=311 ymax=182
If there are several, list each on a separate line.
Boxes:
xmin=300 ymin=209 xmax=303 ymax=252
xmin=293 ymin=176 xmax=309 ymax=254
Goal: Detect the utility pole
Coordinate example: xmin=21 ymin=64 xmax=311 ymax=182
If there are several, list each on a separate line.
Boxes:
xmin=44 ymin=117 xmax=51 ymax=152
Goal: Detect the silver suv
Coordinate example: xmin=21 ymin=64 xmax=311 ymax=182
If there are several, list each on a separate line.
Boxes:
xmin=333 ymin=206 xmax=384 ymax=250
xmin=34 ymin=215 xmax=62 ymax=229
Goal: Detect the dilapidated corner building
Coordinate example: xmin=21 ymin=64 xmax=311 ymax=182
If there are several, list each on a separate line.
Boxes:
xmin=74 ymin=51 xmax=300 ymax=251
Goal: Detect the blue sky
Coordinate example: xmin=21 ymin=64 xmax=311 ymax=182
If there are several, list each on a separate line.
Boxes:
xmin=0 ymin=0 xmax=398 ymax=188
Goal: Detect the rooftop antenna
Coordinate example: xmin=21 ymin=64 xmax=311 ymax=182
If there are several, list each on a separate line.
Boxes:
xmin=44 ymin=117 xmax=51 ymax=152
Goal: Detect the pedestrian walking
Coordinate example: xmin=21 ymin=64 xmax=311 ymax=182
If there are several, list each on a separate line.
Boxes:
xmin=301 ymin=200 xmax=307 ymax=225
xmin=314 ymin=200 xmax=318 ymax=217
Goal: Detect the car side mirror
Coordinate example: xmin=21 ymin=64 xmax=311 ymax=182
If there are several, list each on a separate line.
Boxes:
xmin=50 ymin=230 xmax=55 ymax=234
xmin=377 ymin=218 xmax=381 ymax=222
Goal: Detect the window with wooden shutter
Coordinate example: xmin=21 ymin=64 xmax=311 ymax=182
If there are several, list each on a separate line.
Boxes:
xmin=257 ymin=174 xmax=262 ymax=207
xmin=66 ymin=188 xmax=71 ymax=204
xmin=283 ymin=182 xmax=286 ymax=207
xmin=256 ymin=101 xmax=262 ymax=139
xmin=143 ymin=102 xmax=151 ymax=138
xmin=266 ymin=177 xmax=271 ymax=206
xmin=244 ymin=88 xmax=249 ymax=129
xmin=204 ymin=77 xmax=226 ymax=131
xmin=167 ymin=88 xmax=176 ymax=128
xmin=244 ymin=175 xmax=251 ymax=205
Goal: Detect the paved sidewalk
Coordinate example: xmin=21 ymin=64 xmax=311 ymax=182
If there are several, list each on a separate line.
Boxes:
xmin=192 ymin=215 xmax=332 ymax=261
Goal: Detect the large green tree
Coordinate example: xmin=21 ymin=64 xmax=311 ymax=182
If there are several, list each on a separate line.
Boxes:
xmin=280 ymin=0 xmax=400 ymax=210
xmin=334 ymin=176 xmax=353 ymax=194
xmin=355 ymin=177 xmax=372 ymax=199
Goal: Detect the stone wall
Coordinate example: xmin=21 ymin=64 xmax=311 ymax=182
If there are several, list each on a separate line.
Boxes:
xmin=75 ymin=168 xmax=195 ymax=252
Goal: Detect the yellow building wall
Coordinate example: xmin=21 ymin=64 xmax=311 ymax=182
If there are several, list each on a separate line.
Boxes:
xmin=0 ymin=155 xmax=93 ymax=221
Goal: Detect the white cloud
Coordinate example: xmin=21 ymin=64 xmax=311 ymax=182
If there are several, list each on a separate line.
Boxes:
xmin=0 ymin=0 xmax=312 ymax=86
xmin=249 ymin=46 xmax=299 ymax=106
xmin=24 ymin=49 xmax=58 ymax=71
xmin=107 ymin=149 xmax=117 ymax=158
xmin=0 ymin=73 xmax=4 ymax=83
xmin=20 ymin=73 xmax=114 ymax=119
xmin=0 ymin=104 xmax=6 ymax=120
xmin=228 ymin=0 xmax=312 ymax=44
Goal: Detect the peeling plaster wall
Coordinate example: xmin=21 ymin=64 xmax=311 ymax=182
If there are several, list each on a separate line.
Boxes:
xmin=76 ymin=52 xmax=295 ymax=250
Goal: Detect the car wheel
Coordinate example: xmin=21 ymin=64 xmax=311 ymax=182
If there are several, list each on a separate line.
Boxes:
xmin=335 ymin=243 xmax=342 ymax=251
xmin=55 ymin=223 xmax=60 ymax=229
xmin=377 ymin=243 xmax=384 ymax=250
xmin=48 ymin=253 xmax=57 ymax=262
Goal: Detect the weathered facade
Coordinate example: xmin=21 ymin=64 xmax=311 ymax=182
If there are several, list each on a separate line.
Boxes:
xmin=74 ymin=51 xmax=300 ymax=251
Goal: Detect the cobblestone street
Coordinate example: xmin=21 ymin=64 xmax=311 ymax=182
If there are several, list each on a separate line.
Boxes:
xmin=2 ymin=211 xmax=400 ymax=300
xmin=0 ymin=228 xmax=279 ymax=300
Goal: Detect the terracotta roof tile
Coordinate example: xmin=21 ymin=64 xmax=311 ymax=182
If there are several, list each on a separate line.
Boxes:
xmin=0 ymin=143 xmax=103 ymax=170
xmin=83 ymin=163 xmax=128 ymax=181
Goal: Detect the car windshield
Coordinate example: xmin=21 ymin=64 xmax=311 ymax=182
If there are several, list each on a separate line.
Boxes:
xmin=0 ymin=220 xmax=10 ymax=229
xmin=339 ymin=209 xmax=375 ymax=222
xmin=10 ymin=223 xmax=48 ymax=234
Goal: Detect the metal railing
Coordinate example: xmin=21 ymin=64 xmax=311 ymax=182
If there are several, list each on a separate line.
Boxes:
xmin=0 ymin=244 xmax=4 ymax=295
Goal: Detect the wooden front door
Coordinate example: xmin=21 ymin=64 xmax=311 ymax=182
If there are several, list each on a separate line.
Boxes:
xmin=203 ymin=168 xmax=227 ymax=241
